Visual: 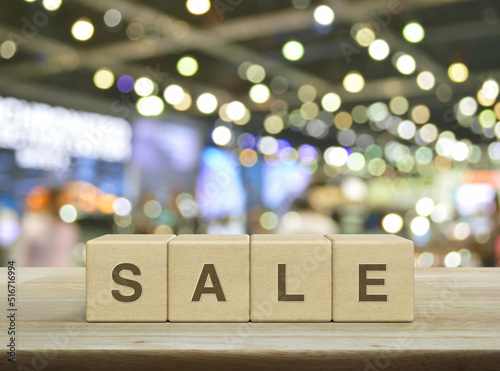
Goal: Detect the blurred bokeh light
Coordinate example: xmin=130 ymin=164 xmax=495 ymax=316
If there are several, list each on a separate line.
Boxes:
xmin=0 ymin=0 xmax=499 ymax=269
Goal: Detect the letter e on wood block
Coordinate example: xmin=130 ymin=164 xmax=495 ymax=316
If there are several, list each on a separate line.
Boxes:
xmin=86 ymin=234 xmax=174 ymax=322
xmin=325 ymin=234 xmax=414 ymax=322
xmin=168 ymin=234 xmax=249 ymax=322
xmin=251 ymin=234 xmax=332 ymax=322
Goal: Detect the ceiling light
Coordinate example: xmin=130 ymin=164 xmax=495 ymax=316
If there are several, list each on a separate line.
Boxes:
xmin=0 ymin=41 xmax=17 ymax=59
xmin=186 ymin=0 xmax=211 ymax=15
xmin=212 ymin=126 xmax=232 ymax=146
xmin=402 ymin=22 xmax=425 ymax=43
xmin=196 ymin=93 xmax=218 ymax=114
xmin=416 ymin=71 xmax=435 ymax=90
xmin=343 ymin=72 xmax=365 ymax=93
xmin=282 ymin=41 xmax=304 ymax=61
xmin=396 ymin=54 xmax=416 ymax=75
xmin=314 ymin=5 xmax=335 ymax=26
xmin=164 ymin=85 xmax=184 ymax=105
xmin=93 ymin=68 xmax=115 ymax=90
xmin=137 ymin=96 xmax=164 ymax=116
xmin=321 ymin=92 xmax=341 ymax=112
xmin=72 ymin=19 xmax=94 ymax=41
xmin=134 ymin=77 xmax=155 ymax=97
xmin=43 ymin=0 xmax=62 ymax=11
xmin=227 ymin=101 xmax=246 ymax=121
xmin=177 ymin=56 xmax=198 ymax=77
xmin=368 ymin=39 xmax=390 ymax=60
xmin=249 ymin=84 xmax=271 ymax=104
xmin=104 ymin=9 xmax=122 ymax=27
xmin=448 ymin=63 xmax=468 ymax=83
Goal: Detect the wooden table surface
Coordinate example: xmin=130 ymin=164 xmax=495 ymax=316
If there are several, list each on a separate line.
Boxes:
xmin=2 ymin=267 xmax=500 ymax=370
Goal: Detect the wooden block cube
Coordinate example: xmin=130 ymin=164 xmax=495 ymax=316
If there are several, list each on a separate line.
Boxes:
xmin=86 ymin=234 xmax=174 ymax=322
xmin=325 ymin=234 xmax=414 ymax=322
xmin=168 ymin=234 xmax=249 ymax=322
xmin=250 ymin=234 xmax=332 ymax=322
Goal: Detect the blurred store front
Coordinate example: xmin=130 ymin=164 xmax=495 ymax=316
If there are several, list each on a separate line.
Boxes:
xmin=0 ymin=0 xmax=500 ymax=268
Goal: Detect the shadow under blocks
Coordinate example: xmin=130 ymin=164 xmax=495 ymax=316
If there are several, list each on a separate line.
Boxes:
xmin=85 ymin=234 xmax=414 ymax=323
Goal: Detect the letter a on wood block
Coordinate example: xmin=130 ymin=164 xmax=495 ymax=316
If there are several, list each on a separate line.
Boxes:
xmin=251 ymin=235 xmax=332 ymax=322
xmin=325 ymin=234 xmax=414 ymax=322
xmin=168 ymin=234 xmax=249 ymax=322
xmin=86 ymin=234 xmax=174 ymax=322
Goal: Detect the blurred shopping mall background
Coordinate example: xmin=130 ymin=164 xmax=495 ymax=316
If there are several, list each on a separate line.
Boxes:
xmin=0 ymin=0 xmax=500 ymax=267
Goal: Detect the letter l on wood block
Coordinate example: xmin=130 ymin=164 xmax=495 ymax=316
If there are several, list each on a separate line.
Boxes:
xmin=325 ymin=234 xmax=414 ymax=322
xmin=251 ymin=234 xmax=332 ymax=322
xmin=86 ymin=234 xmax=175 ymax=322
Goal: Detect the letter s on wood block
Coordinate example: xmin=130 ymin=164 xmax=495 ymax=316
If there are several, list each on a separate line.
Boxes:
xmin=86 ymin=234 xmax=173 ymax=322
xmin=111 ymin=263 xmax=143 ymax=303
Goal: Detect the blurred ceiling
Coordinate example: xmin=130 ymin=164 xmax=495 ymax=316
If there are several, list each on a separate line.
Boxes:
xmin=0 ymin=0 xmax=499 ymax=148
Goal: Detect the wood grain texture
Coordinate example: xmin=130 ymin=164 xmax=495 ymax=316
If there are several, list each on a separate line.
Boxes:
xmin=2 ymin=268 xmax=500 ymax=370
